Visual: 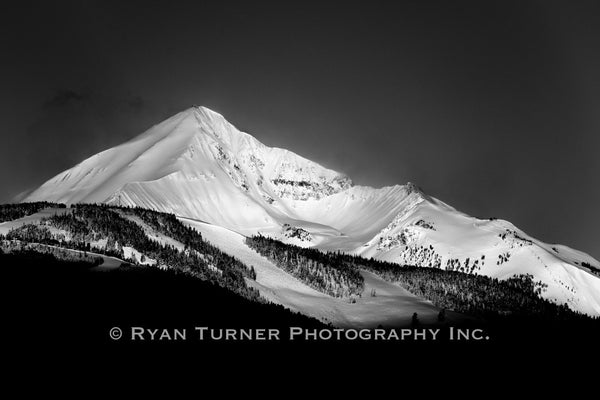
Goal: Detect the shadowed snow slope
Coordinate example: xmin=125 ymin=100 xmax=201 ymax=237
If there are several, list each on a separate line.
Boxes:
xmin=23 ymin=106 xmax=600 ymax=316
xmin=180 ymin=217 xmax=470 ymax=327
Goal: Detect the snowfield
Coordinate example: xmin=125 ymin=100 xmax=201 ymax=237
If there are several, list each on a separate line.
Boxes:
xmin=180 ymin=217 xmax=469 ymax=327
xmin=0 ymin=207 xmax=71 ymax=235
xmin=20 ymin=106 xmax=600 ymax=317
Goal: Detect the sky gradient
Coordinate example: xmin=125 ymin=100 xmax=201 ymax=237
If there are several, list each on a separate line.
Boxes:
xmin=0 ymin=0 xmax=599 ymax=259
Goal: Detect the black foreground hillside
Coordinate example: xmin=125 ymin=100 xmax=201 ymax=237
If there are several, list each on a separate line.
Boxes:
xmin=1 ymin=250 xmax=325 ymax=350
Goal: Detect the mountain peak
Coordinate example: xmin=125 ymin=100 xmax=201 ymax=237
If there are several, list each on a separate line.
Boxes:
xmin=190 ymin=105 xmax=224 ymax=119
xmin=405 ymin=182 xmax=425 ymax=196
xmin=191 ymin=104 xmax=215 ymax=112
xmin=24 ymin=105 xmax=350 ymax=205
xmin=19 ymin=106 xmax=600 ymax=316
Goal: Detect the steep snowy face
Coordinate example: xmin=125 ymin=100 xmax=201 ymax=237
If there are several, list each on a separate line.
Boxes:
xmin=24 ymin=106 xmax=354 ymax=232
xmin=23 ymin=105 xmax=600 ymax=316
xmin=355 ymin=198 xmax=600 ymax=316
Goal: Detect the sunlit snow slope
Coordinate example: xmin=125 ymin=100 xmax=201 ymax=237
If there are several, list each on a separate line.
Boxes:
xmin=24 ymin=106 xmax=600 ymax=316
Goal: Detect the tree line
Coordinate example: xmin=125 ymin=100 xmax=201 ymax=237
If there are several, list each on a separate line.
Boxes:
xmin=3 ymin=204 xmax=259 ymax=301
xmin=248 ymin=235 xmax=593 ymax=321
xmin=1 ymin=240 xmax=103 ymax=266
xmin=0 ymin=202 xmax=65 ymax=223
xmin=321 ymin=248 xmax=590 ymax=321
xmin=246 ymin=235 xmax=364 ymax=299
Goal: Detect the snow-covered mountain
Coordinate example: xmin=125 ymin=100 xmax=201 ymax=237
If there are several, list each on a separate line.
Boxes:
xmin=24 ymin=106 xmax=600 ymax=316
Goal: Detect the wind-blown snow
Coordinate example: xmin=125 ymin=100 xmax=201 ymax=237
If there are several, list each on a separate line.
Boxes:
xmin=22 ymin=106 xmax=600 ymax=316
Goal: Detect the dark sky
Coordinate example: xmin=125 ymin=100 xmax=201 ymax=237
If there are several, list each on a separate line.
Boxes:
xmin=0 ymin=0 xmax=598 ymax=258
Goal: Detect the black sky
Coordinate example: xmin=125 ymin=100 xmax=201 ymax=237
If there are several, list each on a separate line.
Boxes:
xmin=0 ymin=0 xmax=598 ymax=258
